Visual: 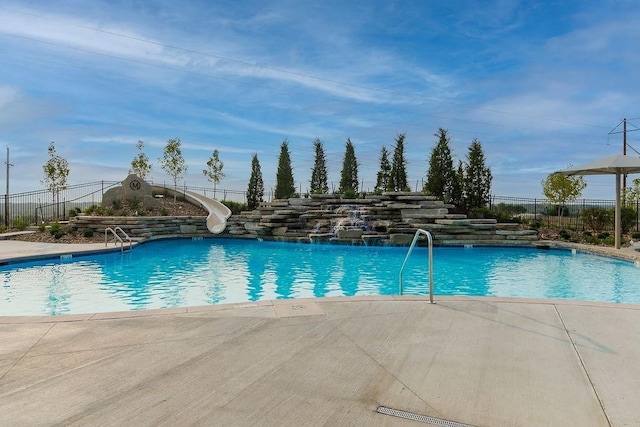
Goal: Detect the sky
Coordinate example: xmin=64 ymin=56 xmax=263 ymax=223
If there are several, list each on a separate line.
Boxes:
xmin=1 ymin=0 xmax=639 ymax=201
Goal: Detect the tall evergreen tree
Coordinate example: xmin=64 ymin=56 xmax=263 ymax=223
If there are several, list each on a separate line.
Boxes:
xmin=375 ymin=146 xmax=391 ymax=192
xmin=247 ymin=153 xmax=264 ymax=210
xmin=452 ymin=160 xmax=465 ymax=209
xmin=274 ymin=139 xmax=295 ymax=199
xmin=389 ymin=133 xmax=409 ymax=191
xmin=339 ymin=138 xmax=359 ymax=194
xmin=309 ymin=138 xmax=329 ymax=194
xmin=463 ymin=138 xmax=492 ymax=211
xmin=424 ymin=128 xmax=456 ymax=203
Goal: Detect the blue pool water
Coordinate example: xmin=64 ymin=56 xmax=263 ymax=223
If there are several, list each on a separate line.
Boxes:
xmin=1 ymin=238 xmax=640 ymax=316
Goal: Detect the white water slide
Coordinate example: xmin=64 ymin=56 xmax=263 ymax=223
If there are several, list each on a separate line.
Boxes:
xmin=152 ymin=186 xmax=232 ymax=234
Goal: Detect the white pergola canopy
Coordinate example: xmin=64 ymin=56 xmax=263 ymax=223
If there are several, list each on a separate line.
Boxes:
xmin=555 ymin=154 xmax=640 ymax=249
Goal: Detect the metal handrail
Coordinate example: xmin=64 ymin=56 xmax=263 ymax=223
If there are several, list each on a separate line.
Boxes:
xmin=399 ymin=229 xmax=434 ymax=303
xmin=104 ymin=227 xmax=133 ymax=252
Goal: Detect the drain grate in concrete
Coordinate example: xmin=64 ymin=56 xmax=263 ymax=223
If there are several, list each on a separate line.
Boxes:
xmin=376 ymin=406 xmax=475 ymax=427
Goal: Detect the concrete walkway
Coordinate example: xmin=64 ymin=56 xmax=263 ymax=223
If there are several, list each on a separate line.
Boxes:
xmin=1 ymin=241 xmax=639 ymax=426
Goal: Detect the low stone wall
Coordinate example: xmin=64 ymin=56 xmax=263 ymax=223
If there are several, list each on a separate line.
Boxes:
xmin=70 ymin=215 xmax=209 ymax=239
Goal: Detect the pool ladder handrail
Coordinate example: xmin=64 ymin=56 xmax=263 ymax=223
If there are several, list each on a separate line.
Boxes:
xmin=399 ymin=229 xmax=434 ymax=303
xmin=104 ymin=227 xmax=133 ymax=252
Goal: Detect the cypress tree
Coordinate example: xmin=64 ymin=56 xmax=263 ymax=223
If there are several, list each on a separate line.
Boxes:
xmin=424 ymin=128 xmax=456 ymax=203
xmin=274 ymin=139 xmax=295 ymax=199
xmin=309 ymin=138 xmax=329 ymax=194
xmin=464 ymin=138 xmax=493 ymax=211
xmin=247 ymin=153 xmax=264 ymax=210
xmin=339 ymin=138 xmax=359 ymax=194
xmin=375 ymin=146 xmax=391 ymax=192
xmin=389 ymin=132 xmax=409 ymax=191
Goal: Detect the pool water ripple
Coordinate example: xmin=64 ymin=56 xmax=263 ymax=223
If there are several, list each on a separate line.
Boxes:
xmin=2 ymin=238 xmax=640 ymax=316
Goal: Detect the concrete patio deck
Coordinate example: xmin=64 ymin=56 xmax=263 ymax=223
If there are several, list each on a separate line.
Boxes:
xmin=0 ymin=240 xmax=639 ymax=426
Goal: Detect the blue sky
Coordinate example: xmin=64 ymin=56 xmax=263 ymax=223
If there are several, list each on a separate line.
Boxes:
xmin=0 ymin=0 xmax=638 ymax=200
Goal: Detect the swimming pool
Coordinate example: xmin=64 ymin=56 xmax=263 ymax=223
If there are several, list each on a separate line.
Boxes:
xmin=1 ymin=238 xmax=640 ymax=316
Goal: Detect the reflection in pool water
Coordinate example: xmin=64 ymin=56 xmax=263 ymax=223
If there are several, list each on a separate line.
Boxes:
xmin=1 ymin=238 xmax=640 ymax=316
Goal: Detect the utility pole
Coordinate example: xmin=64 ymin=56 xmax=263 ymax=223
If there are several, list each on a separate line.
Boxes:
xmin=4 ymin=147 xmax=13 ymax=228
xmin=623 ymin=118 xmax=627 ymax=190
xmin=609 ymin=118 xmax=640 ymax=194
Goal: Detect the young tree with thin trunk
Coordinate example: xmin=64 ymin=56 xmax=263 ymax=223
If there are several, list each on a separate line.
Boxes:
xmin=542 ymin=167 xmax=586 ymax=217
xmin=159 ymin=137 xmax=188 ymax=201
xmin=375 ymin=146 xmax=391 ymax=193
xmin=274 ymin=139 xmax=295 ymax=199
xmin=309 ymin=138 xmax=329 ymax=194
xmin=339 ymin=138 xmax=359 ymax=195
xmin=130 ymin=140 xmax=152 ymax=181
xmin=389 ymin=133 xmax=409 ymax=192
xmin=247 ymin=153 xmax=264 ymax=210
xmin=203 ymin=149 xmax=225 ymax=198
xmin=42 ymin=141 xmax=70 ymax=219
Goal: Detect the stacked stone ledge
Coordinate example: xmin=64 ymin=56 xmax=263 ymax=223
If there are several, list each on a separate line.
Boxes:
xmin=69 ymin=216 xmax=208 ymax=239
xmin=70 ymin=192 xmax=537 ymax=246
xmin=223 ymin=192 xmax=538 ymax=246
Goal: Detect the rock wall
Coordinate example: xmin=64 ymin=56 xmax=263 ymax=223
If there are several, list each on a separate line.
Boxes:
xmin=222 ymin=192 xmax=538 ymax=246
xmin=70 ymin=216 xmax=209 ymax=239
xmin=70 ymin=191 xmax=538 ymax=246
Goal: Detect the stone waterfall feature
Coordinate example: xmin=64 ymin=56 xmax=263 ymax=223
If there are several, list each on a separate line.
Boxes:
xmin=223 ymin=192 xmax=538 ymax=246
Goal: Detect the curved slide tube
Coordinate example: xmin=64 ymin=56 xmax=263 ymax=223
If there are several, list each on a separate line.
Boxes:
xmin=152 ymin=186 xmax=232 ymax=234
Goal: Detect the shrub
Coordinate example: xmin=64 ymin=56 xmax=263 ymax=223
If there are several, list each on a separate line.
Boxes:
xmin=620 ymin=206 xmax=637 ymax=233
xmin=49 ymin=222 xmax=64 ymax=239
xmin=49 ymin=222 xmax=61 ymax=235
xmin=128 ymin=198 xmax=140 ymax=210
xmin=38 ymin=222 xmax=46 ymax=232
xmin=221 ymin=200 xmax=247 ymax=215
xmin=85 ymin=205 xmax=105 ymax=216
xmin=83 ymin=229 xmax=94 ymax=238
xmin=632 ymin=232 xmax=640 ymax=239
xmin=160 ymin=207 xmax=169 ymax=216
xmin=597 ymin=232 xmax=610 ymax=240
xmin=558 ymin=229 xmax=571 ymax=240
xmin=581 ymin=207 xmax=612 ymax=233
xmin=11 ymin=217 xmax=28 ymax=231
xmin=342 ymin=189 xmax=358 ymax=199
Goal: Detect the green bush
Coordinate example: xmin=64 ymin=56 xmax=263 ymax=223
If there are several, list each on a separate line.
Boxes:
xmin=38 ymin=222 xmax=46 ymax=232
xmin=221 ymin=200 xmax=247 ymax=215
xmin=342 ymin=189 xmax=358 ymax=199
xmin=581 ymin=207 xmax=612 ymax=233
xmin=620 ymin=206 xmax=637 ymax=233
xmin=11 ymin=217 xmax=28 ymax=231
xmin=632 ymin=232 xmax=640 ymax=239
xmin=160 ymin=207 xmax=169 ymax=216
xmin=559 ymin=229 xmax=571 ymax=240
xmin=83 ymin=229 xmax=94 ymax=238
xmin=50 ymin=221 xmax=64 ymax=239
xmin=85 ymin=205 xmax=105 ymax=216
xmin=597 ymin=232 xmax=610 ymax=239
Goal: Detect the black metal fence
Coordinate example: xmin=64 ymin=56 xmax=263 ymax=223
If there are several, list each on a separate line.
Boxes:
xmin=3 ymin=182 xmax=635 ymax=233
xmin=0 ymin=181 xmax=251 ymax=227
xmin=489 ymin=195 xmax=639 ymax=232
